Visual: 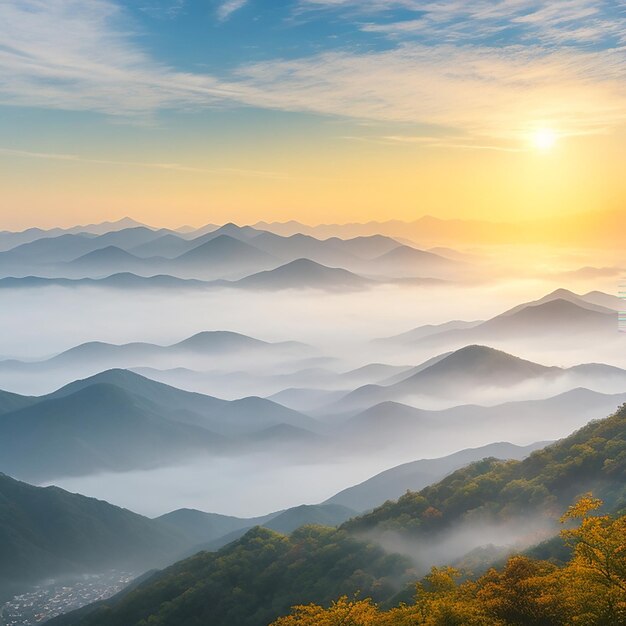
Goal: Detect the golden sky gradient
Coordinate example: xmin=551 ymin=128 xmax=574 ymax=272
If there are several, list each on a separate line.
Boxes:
xmin=0 ymin=1 xmax=624 ymax=230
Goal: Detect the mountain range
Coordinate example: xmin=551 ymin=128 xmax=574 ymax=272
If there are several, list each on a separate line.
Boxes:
xmin=329 ymin=344 xmax=626 ymax=412
xmin=0 ymin=369 xmax=319 ymax=480
xmin=378 ymin=289 xmax=618 ymax=349
xmin=0 ymin=222 xmax=460 ymax=282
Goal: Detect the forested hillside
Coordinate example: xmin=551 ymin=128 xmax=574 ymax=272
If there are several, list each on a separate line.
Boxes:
xmin=50 ymin=405 xmax=626 ymax=626
xmin=49 ymin=526 xmax=410 ymax=626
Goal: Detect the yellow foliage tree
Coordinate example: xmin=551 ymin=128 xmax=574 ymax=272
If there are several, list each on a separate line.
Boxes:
xmin=270 ymin=496 xmax=626 ymax=626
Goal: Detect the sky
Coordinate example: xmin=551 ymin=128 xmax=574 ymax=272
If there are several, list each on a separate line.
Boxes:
xmin=0 ymin=0 xmax=624 ymax=229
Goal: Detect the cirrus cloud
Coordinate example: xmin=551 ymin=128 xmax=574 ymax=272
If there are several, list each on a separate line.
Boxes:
xmin=0 ymin=0 xmax=623 ymax=145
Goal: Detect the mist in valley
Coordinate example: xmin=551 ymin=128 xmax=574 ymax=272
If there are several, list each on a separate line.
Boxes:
xmin=0 ymin=223 xmax=624 ymax=610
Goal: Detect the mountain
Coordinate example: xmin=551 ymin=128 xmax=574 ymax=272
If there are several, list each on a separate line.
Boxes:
xmin=325 ymin=442 xmax=546 ymax=512
xmin=155 ymin=509 xmax=280 ymax=546
xmin=331 ymin=345 xmax=561 ymax=411
xmin=0 ymin=227 xmax=169 ymax=272
xmin=129 ymin=233 xmax=192 ymax=258
xmin=0 ymin=473 xmax=190 ymax=600
xmin=370 ymin=245 xmax=459 ymax=277
xmin=339 ymin=388 xmax=626 ymax=453
xmin=376 ymin=289 xmax=618 ymax=347
xmin=247 ymin=231 xmax=361 ymax=267
xmin=246 ymin=231 xmax=401 ymax=268
xmin=375 ymin=320 xmax=482 ymax=344
xmin=160 ymin=504 xmax=356 ymax=553
xmin=252 ymin=210 xmax=626 ymax=248
xmin=49 ymin=369 xmax=318 ymax=435
xmin=0 ymin=227 xmax=68 ymax=252
xmin=324 ymin=235 xmax=402 ymax=259
xmin=0 ymin=233 xmax=96 ymax=266
xmin=66 ymin=246 xmax=146 ymax=273
xmin=232 ymin=258 xmax=373 ymax=291
xmin=49 ymin=526 xmax=410 ymax=626
xmin=580 ymin=289 xmax=624 ymax=311
xmin=504 ymin=288 xmax=615 ymax=315
xmin=415 ymin=297 xmax=616 ymax=349
xmin=0 ymin=273 xmax=211 ymax=290
xmin=172 ymin=234 xmax=277 ymax=277
xmin=264 ymin=504 xmax=356 ymax=534
xmin=0 ymin=388 xmax=37 ymax=414
xmin=472 ymin=298 xmax=615 ymax=335
xmin=0 ymin=383 xmax=226 ymax=481
xmin=192 ymin=222 xmax=260 ymax=242
xmin=65 ymin=217 xmax=151 ymax=236
xmin=0 ymin=369 xmax=318 ymax=479
xmin=0 ymin=330 xmax=308 ymax=374
xmin=174 ymin=330 xmax=303 ymax=353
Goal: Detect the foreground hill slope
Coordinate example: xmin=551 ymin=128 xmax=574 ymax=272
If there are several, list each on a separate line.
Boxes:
xmin=50 ymin=526 xmax=410 ymax=626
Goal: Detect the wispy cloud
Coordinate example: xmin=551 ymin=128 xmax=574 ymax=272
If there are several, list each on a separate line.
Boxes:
xmin=300 ymin=0 xmax=626 ymax=46
xmin=0 ymin=146 xmax=286 ymax=178
xmin=0 ymin=0 xmax=623 ymax=145
xmin=0 ymin=0 xmax=243 ymax=117
xmin=216 ymin=0 xmax=248 ymax=21
xmin=234 ymin=43 xmax=626 ymax=140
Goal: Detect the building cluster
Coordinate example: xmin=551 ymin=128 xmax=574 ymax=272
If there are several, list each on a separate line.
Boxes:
xmin=0 ymin=572 xmax=134 ymax=625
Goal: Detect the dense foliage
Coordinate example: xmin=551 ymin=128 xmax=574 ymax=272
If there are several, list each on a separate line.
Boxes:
xmin=271 ymin=496 xmax=626 ymax=625
xmin=51 ymin=526 xmax=411 ymax=626
xmin=344 ymin=403 xmax=626 ymax=536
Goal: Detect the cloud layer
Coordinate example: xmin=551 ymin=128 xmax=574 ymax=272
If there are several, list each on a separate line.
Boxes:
xmin=0 ymin=0 xmax=623 ymax=142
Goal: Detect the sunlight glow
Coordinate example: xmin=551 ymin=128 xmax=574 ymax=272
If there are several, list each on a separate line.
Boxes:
xmin=532 ymin=128 xmax=557 ymax=151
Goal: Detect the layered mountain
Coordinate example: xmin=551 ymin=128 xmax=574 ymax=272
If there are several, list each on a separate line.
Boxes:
xmin=51 ymin=369 xmax=316 ymax=432
xmin=170 ymin=234 xmax=277 ymax=278
xmin=0 ymin=369 xmax=318 ymax=480
xmin=330 ymin=345 xmax=557 ymax=411
xmin=0 ymin=330 xmax=309 ymax=381
xmin=65 ymin=246 xmax=151 ymax=276
xmin=247 ymin=231 xmax=363 ymax=267
xmin=369 ymin=244 xmax=459 ymax=278
xmin=231 ymin=258 xmax=373 ymax=291
xmin=379 ymin=289 xmax=618 ymax=347
xmin=0 ymin=227 xmax=169 ymax=269
xmin=0 ymin=273 xmax=211 ymax=290
xmin=0 ymin=383 xmax=225 ymax=481
xmin=420 ymin=295 xmax=616 ymax=348
xmin=340 ymin=388 xmax=626 ymax=451
xmin=330 ymin=345 xmax=626 ymax=412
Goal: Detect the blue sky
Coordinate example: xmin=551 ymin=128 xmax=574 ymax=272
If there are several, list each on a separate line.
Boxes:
xmin=0 ymin=1 xmax=624 ymax=227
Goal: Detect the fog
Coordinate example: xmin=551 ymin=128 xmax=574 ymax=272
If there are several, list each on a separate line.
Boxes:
xmin=43 ymin=454 xmax=402 ymax=518
xmin=358 ymin=514 xmax=559 ymax=576
xmin=1 ymin=238 xmax=624 ymax=529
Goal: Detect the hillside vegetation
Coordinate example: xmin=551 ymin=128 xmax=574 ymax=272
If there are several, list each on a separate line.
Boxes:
xmin=272 ymin=496 xmax=626 ymax=625
xmin=51 ymin=405 xmax=626 ymax=626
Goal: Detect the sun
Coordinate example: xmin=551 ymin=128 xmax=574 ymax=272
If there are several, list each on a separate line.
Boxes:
xmin=531 ymin=128 xmax=557 ymax=151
